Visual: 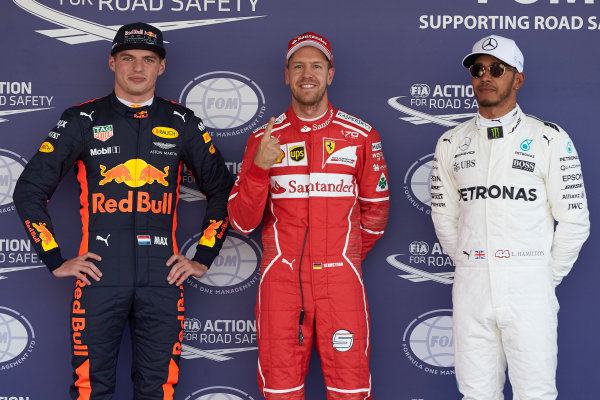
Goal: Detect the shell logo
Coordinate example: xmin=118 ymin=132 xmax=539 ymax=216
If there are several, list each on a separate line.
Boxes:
xmin=39 ymin=142 xmax=54 ymax=153
xmin=152 ymin=127 xmax=179 ymax=139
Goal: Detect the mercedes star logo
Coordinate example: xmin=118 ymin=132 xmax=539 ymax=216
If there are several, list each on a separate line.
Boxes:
xmin=482 ymin=38 xmax=498 ymax=51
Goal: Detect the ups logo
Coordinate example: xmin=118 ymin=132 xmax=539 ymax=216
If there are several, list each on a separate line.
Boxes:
xmin=290 ymin=145 xmax=305 ymax=162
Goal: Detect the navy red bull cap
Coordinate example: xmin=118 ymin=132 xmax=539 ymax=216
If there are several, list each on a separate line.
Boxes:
xmin=286 ymin=32 xmax=332 ymax=64
xmin=111 ymin=22 xmax=166 ymax=58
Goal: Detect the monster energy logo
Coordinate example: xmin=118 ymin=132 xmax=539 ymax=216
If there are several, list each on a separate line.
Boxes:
xmin=487 ymin=126 xmax=503 ymax=139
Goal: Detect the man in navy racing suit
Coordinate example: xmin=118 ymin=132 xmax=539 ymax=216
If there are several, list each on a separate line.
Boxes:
xmin=13 ymin=22 xmax=233 ymax=399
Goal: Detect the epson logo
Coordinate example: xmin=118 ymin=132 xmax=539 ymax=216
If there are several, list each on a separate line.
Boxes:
xmin=562 ymin=173 xmax=582 ymax=182
xmin=512 ymin=159 xmax=535 ymax=172
xmin=90 ymin=146 xmax=120 ymax=156
xmin=478 ymin=0 xmax=594 ymax=3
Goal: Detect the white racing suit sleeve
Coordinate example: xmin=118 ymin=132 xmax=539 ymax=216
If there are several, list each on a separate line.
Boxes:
xmin=545 ymin=127 xmax=590 ymax=286
xmin=430 ymin=132 xmax=461 ymax=259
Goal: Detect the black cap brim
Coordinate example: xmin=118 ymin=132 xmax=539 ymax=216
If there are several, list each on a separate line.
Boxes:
xmin=111 ymin=43 xmax=166 ymax=59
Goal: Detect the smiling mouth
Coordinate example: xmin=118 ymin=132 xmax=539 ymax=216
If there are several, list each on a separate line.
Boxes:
xmin=299 ymin=82 xmax=317 ymax=89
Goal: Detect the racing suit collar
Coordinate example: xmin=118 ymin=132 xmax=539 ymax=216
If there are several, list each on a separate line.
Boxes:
xmin=110 ymin=91 xmax=155 ymax=119
xmin=476 ymin=104 xmax=523 ymax=139
xmin=286 ymin=102 xmax=335 ymax=133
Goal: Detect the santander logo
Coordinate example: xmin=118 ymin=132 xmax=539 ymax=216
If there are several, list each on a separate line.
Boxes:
xmin=269 ymin=173 xmax=356 ymax=199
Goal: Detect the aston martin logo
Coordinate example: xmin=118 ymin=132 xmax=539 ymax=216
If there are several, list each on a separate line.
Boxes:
xmin=14 ymin=0 xmax=265 ymax=45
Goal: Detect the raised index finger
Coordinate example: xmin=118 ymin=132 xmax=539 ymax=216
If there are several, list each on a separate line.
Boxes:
xmin=262 ymin=117 xmax=276 ymax=141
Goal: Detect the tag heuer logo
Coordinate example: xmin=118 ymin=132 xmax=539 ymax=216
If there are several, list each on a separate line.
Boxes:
xmin=290 ymin=145 xmax=305 ymax=162
xmin=93 ymin=125 xmax=114 ymax=142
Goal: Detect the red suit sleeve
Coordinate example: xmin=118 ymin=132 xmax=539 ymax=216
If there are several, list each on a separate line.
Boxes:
xmin=227 ymin=131 xmax=271 ymax=234
xmin=357 ymin=128 xmax=389 ymax=259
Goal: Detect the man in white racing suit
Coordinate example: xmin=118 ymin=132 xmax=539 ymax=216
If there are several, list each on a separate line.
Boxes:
xmin=430 ymin=35 xmax=590 ymax=399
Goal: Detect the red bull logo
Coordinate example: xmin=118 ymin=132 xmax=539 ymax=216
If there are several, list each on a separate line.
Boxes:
xmin=199 ymin=220 xmax=223 ymax=248
xmin=32 ymin=221 xmax=58 ymax=251
xmin=134 ymin=110 xmax=148 ymax=119
xmin=99 ymin=159 xmax=169 ymax=187
xmin=92 ymin=191 xmax=173 ymax=214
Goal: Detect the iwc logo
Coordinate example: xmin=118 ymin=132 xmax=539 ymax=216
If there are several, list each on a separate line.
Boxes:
xmin=180 ymin=231 xmax=261 ymax=295
xmin=183 ymin=386 xmax=255 ymax=400
xmin=0 ymin=306 xmax=36 ymax=371
xmin=179 ymin=71 xmax=267 ymax=138
xmin=402 ymin=309 xmax=454 ymax=376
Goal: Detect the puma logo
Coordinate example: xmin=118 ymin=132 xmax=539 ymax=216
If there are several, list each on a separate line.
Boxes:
xmin=96 ymin=234 xmax=110 ymax=246
xmin=282 ymin=258 xmax=295 ymax=271
xmin=543 ymin=135 xmax=554 ymax=146
xmin=173 ymin=111 xmax=186 ymax=122
xmin=462 ymin=250 xmax=471 ymax=260
xmin=80 ymin=111 xmax=94 ymax=121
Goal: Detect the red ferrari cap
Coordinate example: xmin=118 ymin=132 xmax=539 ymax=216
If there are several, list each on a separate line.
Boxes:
xmin=286 ymin=32 xmax=332 ymax=64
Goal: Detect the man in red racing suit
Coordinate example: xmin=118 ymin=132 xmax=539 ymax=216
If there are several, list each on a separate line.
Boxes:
xmin=228 ymin=32 xmax=389 ymax=400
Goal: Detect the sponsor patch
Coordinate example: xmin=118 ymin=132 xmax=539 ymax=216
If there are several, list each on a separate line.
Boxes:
xmin=39 ymin=142 xmax=54 ymax=153
xmin=335 ymin=110 xmax=372 ymax=132
xmin=323 ymin=140 xmax=358 ymax=168
xmin=134 ymin=110 xmax=148 ymax=119
xmin=487 ymin=126 xmax=503 ymax=139
xmin=512 ymin=159 xmax=535 ymax=172
xmin=270 ymin=173 xmax=355 ymax=199
xmin=209 ymin=144 xmax=215 ymax=154
xmin=376 ymin=173 xmax=388 ymax=192
xmin=203 ymin=132 xmax=212 ymax=143
xmin=372 ymin=142 xmax=382 ymax=151
xmin=93 ymin=125 xmax=114 ymax=142
xmin=289 ymin=145 xmax=305 ymax=162
xmin=199 ymin=220 xmax=223 ymax=248
xmin=332 ymin=329 xmax=354 ymax=352
xmin=272 ymin=142 xmax=308 ymax=168
xmin=152 ymin=127 xmax=179 ymax=139
xmin=153 ymin=142 xmax=176 ymax=150
xmin=325 ymin=140 xmax=336 ymax=154
xmin=90 ymin=146 xmax=120 ymax=156
xmin=31 ymin=222 xmax=58 ymax=251
xmin=520 ymin=139 xmax=533 ymax=152
xmin=137 ymin=235 xmax=151 ymax=245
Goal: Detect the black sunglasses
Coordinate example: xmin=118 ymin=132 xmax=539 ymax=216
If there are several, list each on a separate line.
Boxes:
xmin=469 ymin=62 xmax=515 ymax=79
